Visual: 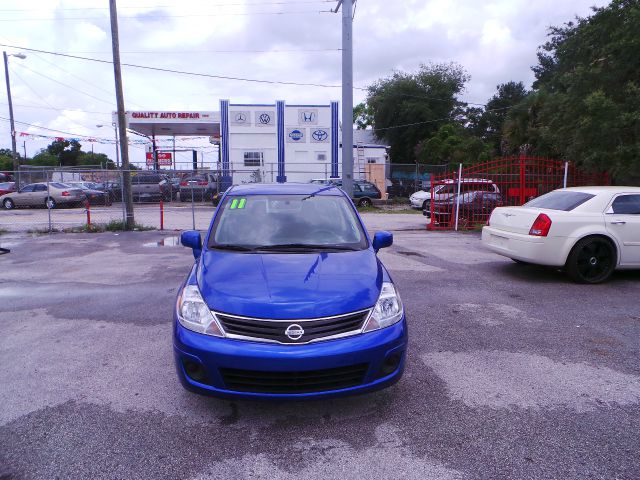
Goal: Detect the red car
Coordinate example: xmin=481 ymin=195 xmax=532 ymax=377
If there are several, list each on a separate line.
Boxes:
xmin=0 ymin=182 xmax=15 ymax=196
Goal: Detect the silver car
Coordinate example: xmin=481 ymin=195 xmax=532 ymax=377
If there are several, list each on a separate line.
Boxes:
xmin=0 ymin=182 xmax=86 ymax=209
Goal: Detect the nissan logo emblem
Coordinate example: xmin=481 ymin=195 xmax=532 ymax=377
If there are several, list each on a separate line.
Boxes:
xmin=285 ymin=324 xmax=304 ymax=341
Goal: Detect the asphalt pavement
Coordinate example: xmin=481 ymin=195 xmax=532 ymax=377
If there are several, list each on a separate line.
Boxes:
xmin=1 ymin=216 xmax=639 ymax=480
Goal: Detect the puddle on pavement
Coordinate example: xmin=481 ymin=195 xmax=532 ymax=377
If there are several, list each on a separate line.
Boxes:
xmin=143 ymin=236 xmax=181 ymax=248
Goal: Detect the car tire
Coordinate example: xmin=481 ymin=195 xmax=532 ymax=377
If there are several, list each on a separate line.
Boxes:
xmin=45 ymin=197 xmax=57 ymax=209
xmin=565 ymin=236 xmax=616 ymax=284
xmin=3 ymin=198 xmax=15 ymax=210
xmin=358 ymin=198 xmax=373 ymax=208
xmin=422 ymin=200 xmax=428 ymax=210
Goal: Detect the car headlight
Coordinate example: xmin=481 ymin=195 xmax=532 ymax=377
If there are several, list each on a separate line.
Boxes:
xmin=176 ymin=285 xmax=224 ymax=337
xmin=363 ymin=282 xmax=403 ymax=332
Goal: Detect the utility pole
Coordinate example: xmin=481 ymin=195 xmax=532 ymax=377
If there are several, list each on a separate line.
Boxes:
xmin=334 ymin=0 xmax=354 ymax=197
xmin=3 ymin=51 xmax=21 ymax=186
xmin=109 ymin=0 xmax=134 ymax=229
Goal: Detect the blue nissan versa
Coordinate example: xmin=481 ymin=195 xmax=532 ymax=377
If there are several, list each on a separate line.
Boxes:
xmin=173 ymin=183 xmax=407 ymax=400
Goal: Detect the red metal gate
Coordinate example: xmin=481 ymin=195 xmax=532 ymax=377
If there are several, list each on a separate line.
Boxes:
xmin=426 ymin=156 xmax=609 ymax=231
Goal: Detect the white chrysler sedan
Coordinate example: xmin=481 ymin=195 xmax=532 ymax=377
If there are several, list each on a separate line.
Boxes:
xmin=482 ymin=187 xmax=640 ymax=283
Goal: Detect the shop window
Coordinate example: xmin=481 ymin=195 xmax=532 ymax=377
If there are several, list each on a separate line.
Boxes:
xmin=244 ymin=151 xmax=263 ymax=167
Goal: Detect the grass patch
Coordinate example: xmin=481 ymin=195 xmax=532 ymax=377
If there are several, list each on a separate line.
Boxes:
xmin=357 ymin=206 xmax=423 ymax=214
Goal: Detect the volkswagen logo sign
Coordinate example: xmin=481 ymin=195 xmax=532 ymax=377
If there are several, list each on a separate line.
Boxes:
xmin=259 ymin=113 xmax=271 ymax=124
xmin=285 ymin=324 xmax=304 ymax=341
xmin=312 ymin=129 xmax=328 ymax=141
xmin=288 ymin=129 xmax=304 ymax=141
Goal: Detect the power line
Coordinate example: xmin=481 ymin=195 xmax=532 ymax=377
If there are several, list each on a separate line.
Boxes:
xmin=52 ymin=48 xmax=342 ymax=55
xmin=0 ymin=43 xmax=351 ymax=90
xmin=0 ymin=11 xmax=333 ymax=21
xmin=12 ymin=62 xmax=116 ymax=106
xmin=0 ymin=1 xmax=333 ymax=11
xmin=7 ymin=68 xmax=58 ymax=110
xmin=0 ymin=101 xmax=112 ymax=116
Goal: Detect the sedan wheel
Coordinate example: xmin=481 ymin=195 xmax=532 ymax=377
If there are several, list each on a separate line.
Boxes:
xmin=566 ymin=237 xmax=616 ymax=284
xmin=358 ymin=198 xmax=373 ymax=208
xmin=3 ymin=198 xmax=15 ymax=210
xmin=45 ymin=197 xmax=57 ymax=209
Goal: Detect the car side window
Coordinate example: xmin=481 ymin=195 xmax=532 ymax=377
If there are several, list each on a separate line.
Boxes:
xmin=20 ymin=185 xmax=36 ymax=193
xmin=34 ymin=184 xmax=48 ymax=192
xmin=611 ymin=195 xmax=640 ymax=215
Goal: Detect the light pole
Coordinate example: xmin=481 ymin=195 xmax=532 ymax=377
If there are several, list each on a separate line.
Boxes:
xmin=3 ymin=51 xmax=26 ymax=185
xmin=96 ymin=123 xmax=120 ymax=168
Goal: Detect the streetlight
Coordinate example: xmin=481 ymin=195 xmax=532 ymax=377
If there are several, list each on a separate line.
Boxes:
xmin=3 ymin=51 xmax=26 ymax=185
xmin=96 ymin=123 xmax=120 ymax=168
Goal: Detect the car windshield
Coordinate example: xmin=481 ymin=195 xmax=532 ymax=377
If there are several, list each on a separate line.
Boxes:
xmin=524 ymin=191 xmax=596 ymax=211
xmin=209 ymin=194 xmax=368 ymax=251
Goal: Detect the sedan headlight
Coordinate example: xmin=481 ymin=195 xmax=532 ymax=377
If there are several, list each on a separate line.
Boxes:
xmin=176 ymin=285 xmax=224 ymax=337
xmin=363 ymin=282 xmax=403 ymax=332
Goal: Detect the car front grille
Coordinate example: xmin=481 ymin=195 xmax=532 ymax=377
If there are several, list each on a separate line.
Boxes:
xmin=219 ymin=363 xmax=369 ymax=394
xmin=214 ymin=309 xmax=370 ymax=344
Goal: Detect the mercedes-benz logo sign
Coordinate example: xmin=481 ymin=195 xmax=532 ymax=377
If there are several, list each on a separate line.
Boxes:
xmin=285 ymin=324 xmax=304 ymax=341
xmin=259 ymin=113 xmax=271 ymax=124
xmin=235 ymin=113 xmax=247 ymax=123
xmin=312 ymin=130 xmax=328 ymax=141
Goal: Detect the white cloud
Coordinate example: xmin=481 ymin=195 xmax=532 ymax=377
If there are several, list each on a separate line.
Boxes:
xmin=0 ymin=0 xmax=612 ymax=162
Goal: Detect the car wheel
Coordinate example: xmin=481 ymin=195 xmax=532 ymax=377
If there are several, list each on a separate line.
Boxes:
xmin=565 ymin=236 xmax=616 ymax=284
xmin=45 ymin=197 xmax=57 ymax=209
xmin=422 ymin=200 xmax=428 ymax=210
xmin=3 ymin=198 xmax=15 ymax=210
xmin=358 ymin=198 xmax=373 ymax=208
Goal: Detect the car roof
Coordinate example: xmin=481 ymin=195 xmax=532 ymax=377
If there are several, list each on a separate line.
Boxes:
xmin=227 ymin=182 xmax=345 ymax=196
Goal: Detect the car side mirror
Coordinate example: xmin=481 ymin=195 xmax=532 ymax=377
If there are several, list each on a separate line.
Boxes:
xmin=180 ymin=230 xmax=202 ymax=259
xmin=372 ymin=231 xmax=393 ymax=252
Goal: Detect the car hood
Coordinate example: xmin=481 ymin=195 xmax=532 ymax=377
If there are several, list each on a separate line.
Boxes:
xmin=198 ymin=249 xmax=383 ymax=319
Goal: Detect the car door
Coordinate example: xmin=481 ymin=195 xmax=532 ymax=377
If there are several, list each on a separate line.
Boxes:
xmin=32 ymin=184 xmax=48 ymax=205
xmin=15 ymin=184 xmax=36 ymax=205
xmin=605 ymin=194 xmax=640 ymax=265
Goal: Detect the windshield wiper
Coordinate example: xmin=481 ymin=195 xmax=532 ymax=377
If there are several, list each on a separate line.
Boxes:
xmin=255 ymin=243 xmax=358 ymax=251
xmin=211 ymin=244 xmax=256 ymax=251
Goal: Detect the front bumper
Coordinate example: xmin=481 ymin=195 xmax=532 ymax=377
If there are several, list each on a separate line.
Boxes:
xmin=173 ymin=316 xmax=408 ymax=400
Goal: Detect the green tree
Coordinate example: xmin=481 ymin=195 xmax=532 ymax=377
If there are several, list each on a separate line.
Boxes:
xmin=353 ymin=102 xmax=374 ymax=129
xmin=366 ymin=63 xmax=470 ymax=163
xmin=505 ymin=0 xmax=640 ymax=183
xmin=46 ymin=139 xmax=82 ymax=167
xmin=477 ymin=82 xmax=528 ymax=155
xmin=30 ymin=150 xmax=58 ymax=167
xmin=416 ymin=123 xmax=491 ymax=168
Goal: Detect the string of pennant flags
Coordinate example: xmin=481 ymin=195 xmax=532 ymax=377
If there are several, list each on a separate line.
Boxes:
xmin=17 ymin=132 xmax=214 ymax=145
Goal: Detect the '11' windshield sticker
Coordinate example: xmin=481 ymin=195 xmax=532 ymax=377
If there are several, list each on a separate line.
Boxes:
xmin=230 ymin=198 xmax=246 ymax=209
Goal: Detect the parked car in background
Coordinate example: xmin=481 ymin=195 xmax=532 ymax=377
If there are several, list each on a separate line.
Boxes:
xmin=424 ymin=191 xmax=504 ymax=226
xmin=482 ymin=187 xmax=640 ymax=283
xmin=307 ymin=179 xmax=382 ymax=207
xmin=175 ymin=182 xmax=406 ymax=399
xmin=0 ymin=182 xmax=85 ymax=209
xmin=0 ymin=182 xmax=16 ymax=196
xmin=410 ymin=178 xmax=500 ymax=210
xmin=179 ymin=173 xmax=218 ymax=202
xmin=108 ymin=173 xmax=166 ymax=202
xmin=66 ymin=181 xmax=113 ymax=206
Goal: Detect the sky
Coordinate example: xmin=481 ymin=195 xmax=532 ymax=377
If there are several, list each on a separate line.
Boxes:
xmin=0 ymin=0 xmax=610 ymax=167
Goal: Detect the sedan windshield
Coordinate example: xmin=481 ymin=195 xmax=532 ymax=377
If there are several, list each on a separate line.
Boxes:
xmin=209 ymin=194 xmax=368 ymax=251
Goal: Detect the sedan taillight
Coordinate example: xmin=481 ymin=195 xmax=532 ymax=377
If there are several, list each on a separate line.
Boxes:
xmin=61 ymin=191 xmax=70 ymax=197
xmin=180 ymin=181 xmax=187 ymax=186
xmin=529 ymin=214 xmax=552 ymax=236
xmin=197 ymin=181 xmax=208 ymax=186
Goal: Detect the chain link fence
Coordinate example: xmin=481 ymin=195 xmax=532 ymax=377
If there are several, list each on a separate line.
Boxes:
xmin=0 ymin=163 xmax=441 ymax=233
